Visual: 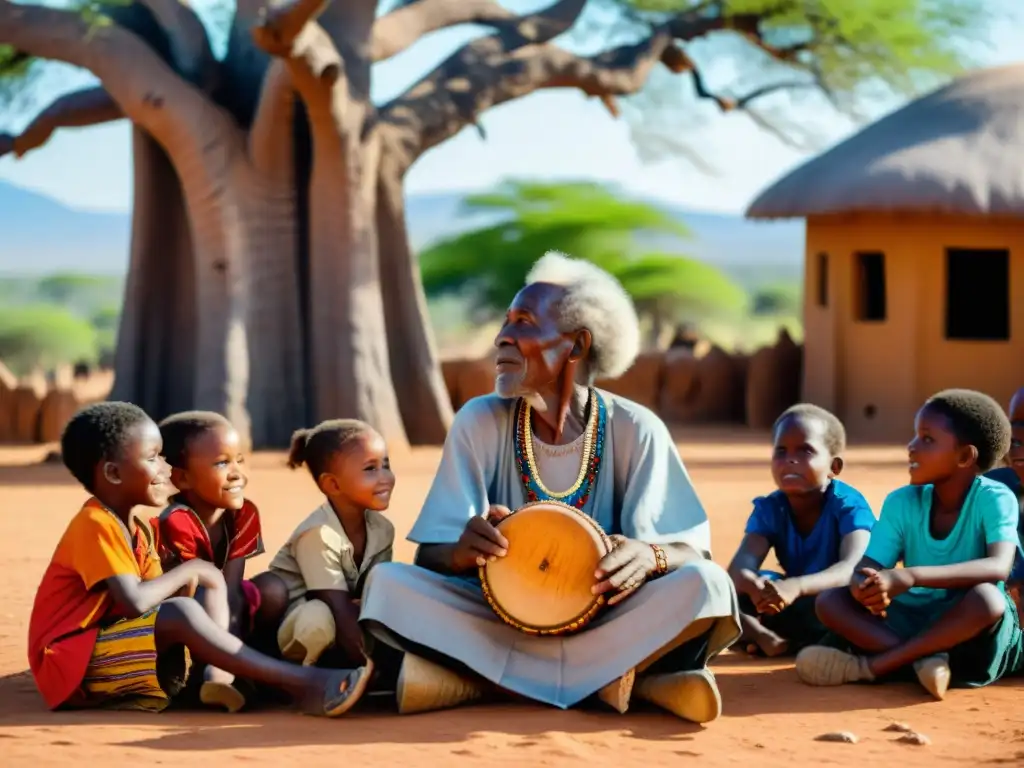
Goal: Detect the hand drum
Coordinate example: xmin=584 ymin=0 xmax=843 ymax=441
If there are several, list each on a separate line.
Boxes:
xmin=479 ymin=500 xmax=612 ymax=636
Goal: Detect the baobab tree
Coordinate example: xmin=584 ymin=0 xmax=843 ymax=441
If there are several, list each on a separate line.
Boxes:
xmin=0 ymin=0 xmax=980 ymax=447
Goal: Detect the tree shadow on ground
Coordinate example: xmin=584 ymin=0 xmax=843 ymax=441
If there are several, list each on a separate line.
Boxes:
xmin=7 ymin=658 xmax=1017 ymax=751
xmin=0 ymin=461 xmax=77 ymax=487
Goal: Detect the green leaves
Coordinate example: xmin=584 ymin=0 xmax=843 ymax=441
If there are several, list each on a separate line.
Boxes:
xmin=420 ymin=180 xmax=747 ymax=326
xmin=622 ymin=0 xmax=983 ymax=98
xmin=0 ymin=304 xmax=101 ymax=374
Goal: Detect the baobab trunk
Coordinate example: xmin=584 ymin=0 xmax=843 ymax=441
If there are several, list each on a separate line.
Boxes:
xmin=304 ymin=110 xmax=408 ymax=446
xmin=376 ymin=158 xmax=453 ymax=445
xmin=111 ymin=128 xmax=197 ymax=416
xmin=112 ymin=99 xmax=305 ymax=446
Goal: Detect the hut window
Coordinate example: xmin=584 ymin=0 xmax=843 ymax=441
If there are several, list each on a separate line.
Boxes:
xmin=945 ymin=249 xmax=1009 ymax=341
xmin=854 ymin=252 xmax=886 ymax=322
xmin=816 ymin=253 xmax=829 ymax=307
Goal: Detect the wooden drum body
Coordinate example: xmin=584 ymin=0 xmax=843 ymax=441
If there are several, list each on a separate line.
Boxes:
xmin=479 ymin=500 xmax=612 ymax=636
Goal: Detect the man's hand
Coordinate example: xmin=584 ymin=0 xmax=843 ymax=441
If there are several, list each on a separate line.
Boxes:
xmin=451 ymin=505 xmax=512 ymax=571
xmin=757 ymin=578 xmax=802 ymax=615
xmin=593 ymin=535 xmax=657 ymax=606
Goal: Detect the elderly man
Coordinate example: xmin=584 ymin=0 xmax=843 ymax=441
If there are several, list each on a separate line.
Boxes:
xmin=360 ymin=252 xmax=740 ymax=722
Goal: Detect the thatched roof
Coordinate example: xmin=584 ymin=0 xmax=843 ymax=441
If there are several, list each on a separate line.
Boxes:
xmin=746 ymin=64 xmax=1024 ymax=220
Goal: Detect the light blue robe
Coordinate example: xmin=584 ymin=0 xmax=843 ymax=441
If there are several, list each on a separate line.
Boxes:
xmin=360 ymin=391 xmax=741 ymax=708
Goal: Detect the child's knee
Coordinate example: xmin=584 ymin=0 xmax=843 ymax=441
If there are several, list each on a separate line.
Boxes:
xmin=814 ymin=587 xmax=847 ymax=624
xmin=253 ymin=572 xmax=290 ymax=619
xmin=153 ymin=596 xmax=206 ymax=646
xmin=964 ymin=583 xmax=1006 ymax=626
xmin=277 ymin=599 xmax=336 ymax=666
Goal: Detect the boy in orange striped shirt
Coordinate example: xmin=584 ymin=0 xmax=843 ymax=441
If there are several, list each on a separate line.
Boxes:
xmin=27 ymin=402 xmax=371 ymax=716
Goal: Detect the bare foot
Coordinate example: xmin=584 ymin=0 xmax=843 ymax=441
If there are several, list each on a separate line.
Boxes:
xmin=753 ymin=626 xmax=790 ymax=659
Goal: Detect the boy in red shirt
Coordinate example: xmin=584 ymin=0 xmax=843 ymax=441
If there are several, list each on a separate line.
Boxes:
xmin=27 ymin=402 xmax=371 ymax=715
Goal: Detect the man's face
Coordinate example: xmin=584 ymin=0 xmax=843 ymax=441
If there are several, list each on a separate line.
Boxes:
xmin=493 ymin=282 xmax=576 ymax=399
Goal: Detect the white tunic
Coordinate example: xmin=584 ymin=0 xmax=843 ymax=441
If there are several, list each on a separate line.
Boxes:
xmin=359 ymin=391 xmax=741 ymax=708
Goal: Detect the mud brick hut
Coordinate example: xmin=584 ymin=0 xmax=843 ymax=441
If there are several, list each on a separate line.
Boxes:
xmin=746 ymin=64 xmax=1024 ymax=442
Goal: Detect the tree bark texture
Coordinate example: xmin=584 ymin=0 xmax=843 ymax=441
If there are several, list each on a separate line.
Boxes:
xmin=0 ymin=0 xmax=803 ymax=447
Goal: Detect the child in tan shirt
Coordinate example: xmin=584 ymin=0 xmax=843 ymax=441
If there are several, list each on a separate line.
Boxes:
xmin=270 ymin=419 xmax=396 ymax=667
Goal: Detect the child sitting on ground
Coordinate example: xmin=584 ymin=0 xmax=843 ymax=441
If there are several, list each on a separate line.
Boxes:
xmin=728 ymin=404 xmax=876 ymax=657
xmin=985 ymin=387 xmax=1024 ymax=497
xmin=983 ymin=388 xmax=1024 ymax=614
xmin=268 ymin=419 xmax=396 ymax=669
xmin=796 ymin=389 xmax=1024 ymax=700
xmin=154 ymin=411 xmax=288 ymax=643
xmin=27 ymin=402 xmax=371 ymax=717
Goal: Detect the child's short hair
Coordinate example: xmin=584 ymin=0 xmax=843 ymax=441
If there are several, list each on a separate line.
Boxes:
xmin=773 ymin=403 xmax=846 ymax=456
xmin=924 ymin=389 xmax=1010 ymax=473
xmin=158 ymin=410 xmax=232 ymax=468
xmin=288 ymin=419 xmax=374 ymax=480
xmin=61 ymin=401 xmax=152 ymax=491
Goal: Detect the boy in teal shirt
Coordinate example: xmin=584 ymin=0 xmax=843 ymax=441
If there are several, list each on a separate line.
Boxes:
xmin=795 ymin=389 xmax=1023 ymax=700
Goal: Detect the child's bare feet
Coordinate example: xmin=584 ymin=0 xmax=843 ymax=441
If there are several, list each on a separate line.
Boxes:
xmin=739 ymin=625 xmax=789 ymax=657
xmin=200 ymin=665 xmax=247 ymax=713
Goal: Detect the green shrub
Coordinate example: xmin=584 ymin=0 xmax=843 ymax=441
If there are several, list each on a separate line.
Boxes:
xmin=0 ymin=304 xmax=99 ymax=374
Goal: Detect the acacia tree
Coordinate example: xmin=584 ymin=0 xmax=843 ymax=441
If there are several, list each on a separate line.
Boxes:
xmin=0 ymin=0 xmax=980 ymax=447
xmin=419 ymin=180 xmax=749 ymax=345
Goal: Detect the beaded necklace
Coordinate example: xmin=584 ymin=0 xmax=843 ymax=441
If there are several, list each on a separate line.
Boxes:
xmin=513 ymin=388 xmax=607 ymax=509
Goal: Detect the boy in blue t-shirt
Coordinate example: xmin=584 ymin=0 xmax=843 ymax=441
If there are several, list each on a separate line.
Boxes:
xmin=797 ymin=389 xmax=1024 ymax=701
xmin=728 ymin=404 xmax=876 ymax=657
xmin=984 ymin=387 xmax=1024 ymax=590
xmin=984 ymin=386 xmax=1024 ymax=497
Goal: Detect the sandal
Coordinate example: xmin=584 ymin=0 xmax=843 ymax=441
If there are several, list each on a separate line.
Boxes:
xmin=310 ymin=659 xmax=374 ymax=717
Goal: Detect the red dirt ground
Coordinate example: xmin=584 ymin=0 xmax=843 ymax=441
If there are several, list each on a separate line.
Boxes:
xmin=1 ymin=428 xmax=1021 ymax=767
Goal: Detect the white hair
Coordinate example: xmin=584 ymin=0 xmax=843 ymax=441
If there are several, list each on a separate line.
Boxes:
xmin=524 ymin=251 xmax=640 ymax=380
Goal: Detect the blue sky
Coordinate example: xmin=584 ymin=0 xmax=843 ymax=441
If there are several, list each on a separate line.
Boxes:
xmin=1 ymin=0 xmax=1021 ymax=215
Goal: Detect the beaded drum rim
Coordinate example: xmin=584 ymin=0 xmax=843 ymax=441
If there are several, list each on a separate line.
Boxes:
xmin=479 ymin=499 xmax=612 ymax=637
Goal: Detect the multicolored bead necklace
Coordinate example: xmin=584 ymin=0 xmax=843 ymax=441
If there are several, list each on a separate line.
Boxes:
xmin=513 ymin=388 xmax=607 ymax=509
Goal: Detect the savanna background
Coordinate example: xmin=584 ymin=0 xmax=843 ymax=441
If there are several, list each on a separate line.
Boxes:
xmin=1 ymin=0 xmax=1023 ymax=765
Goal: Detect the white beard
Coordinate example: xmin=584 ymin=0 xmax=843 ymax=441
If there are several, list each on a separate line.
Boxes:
xmin=494 ymin=370 xmax=547 ymax=412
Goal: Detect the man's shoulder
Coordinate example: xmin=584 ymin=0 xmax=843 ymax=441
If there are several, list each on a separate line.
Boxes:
xmin=451 ymin=394 xmax=512 ymax=432
xmin=598 ymin=389 xmax=670 ymax=440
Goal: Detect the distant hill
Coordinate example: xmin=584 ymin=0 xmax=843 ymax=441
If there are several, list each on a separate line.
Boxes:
xmin=0 ymin=181 xmax=132 ymax=274
xmin=0 ymin=181 xmax=805 ymax=285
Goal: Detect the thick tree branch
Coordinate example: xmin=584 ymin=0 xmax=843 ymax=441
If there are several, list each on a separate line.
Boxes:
xmin=252 ymin=0 xmax=344 ymax=98
xmin=248 ymin=60 xmax=296 ymax=178
xmin=371 ymin=0 xmax=586 ymax=63
xmin=376 ymin=5 xmax=720 ymax=172
xmin=378 ymin=6 xmax=823 ymax=175
xmin=0 ymin=0 xmax=228 ymax=148
xmin=0 ymin=86 xmax=122 ymax=159
xmin=378 ymin=31 xmax=676 ymax=174
xmin=137 ymin=0 xmax=217 ymax=84
xmin=251 ymin=0 xmax=330 ymax=57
